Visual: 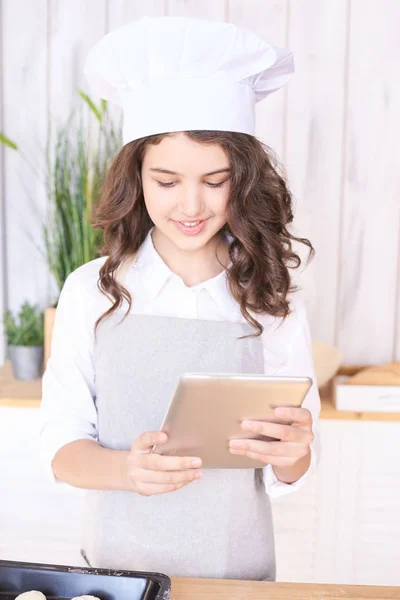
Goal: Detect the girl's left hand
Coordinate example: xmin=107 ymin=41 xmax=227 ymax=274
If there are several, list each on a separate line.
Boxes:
xmin=228 ymin=407 xmax=314 ymax=468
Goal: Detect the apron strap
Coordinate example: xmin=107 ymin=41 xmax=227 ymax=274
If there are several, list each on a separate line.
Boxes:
xmin=115 ymin=252 xmax=138 ymax=287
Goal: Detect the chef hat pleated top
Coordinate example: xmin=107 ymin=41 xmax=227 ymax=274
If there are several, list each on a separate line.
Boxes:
xmin=83 ymin=16 xmax=294 ymax=145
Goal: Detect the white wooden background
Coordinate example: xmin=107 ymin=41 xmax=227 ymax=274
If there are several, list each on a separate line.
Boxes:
xmin=0 ymin=0 xmax=399 ymax=366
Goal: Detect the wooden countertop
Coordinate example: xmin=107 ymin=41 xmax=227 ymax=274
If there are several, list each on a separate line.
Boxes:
xmin=170 ymin=578 xmax=399 ymax=599
xmin=1 ymin=361 xmax=400 ymax=421
xmin=0 ymin=361 xmax=42 ymax=408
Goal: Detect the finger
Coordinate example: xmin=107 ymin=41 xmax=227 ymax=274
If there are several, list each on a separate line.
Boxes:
xmin=229 ymin=450 xmax=301 ymax=467
xmin=133 ymin=431 xmax=168 ymax=453
xmin=139 ymin=481 xmax=192 ymax=497
xmin=241 ymin=420 xmax=314 ymax=443
xmin=274 ymin=407 xmax=313 ymax=427
xmin=229 ymin=440 xmax=310 ymax=458
xmin=136 ymin=468 xmax=203 ymax=485
xmin=141 ymin=452 xmax=202 ymax=471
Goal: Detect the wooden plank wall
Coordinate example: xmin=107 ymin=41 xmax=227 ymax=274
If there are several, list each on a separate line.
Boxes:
xmin=0 ymin=0 xmax=399 ymax=365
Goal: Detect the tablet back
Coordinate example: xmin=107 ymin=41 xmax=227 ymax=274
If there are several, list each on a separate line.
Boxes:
xmin=152 ymin=373 xmax=312 ymax=468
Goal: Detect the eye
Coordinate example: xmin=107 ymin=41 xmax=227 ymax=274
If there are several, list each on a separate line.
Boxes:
xmin=205 ymin=180 xmax=228 ymax=188
xmin=156 ymin=181 xmax=175 ymax=188
xmin=156 ymin=179 xmax=229 ymax=189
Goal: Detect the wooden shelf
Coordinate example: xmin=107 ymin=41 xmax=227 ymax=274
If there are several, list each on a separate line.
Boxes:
xmin=1 ymin=361 xmax=400 ymax=421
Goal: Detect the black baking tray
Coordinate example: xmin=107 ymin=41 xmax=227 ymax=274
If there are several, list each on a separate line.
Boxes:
xmin=0 ymin=561 xmax=171 ymax=600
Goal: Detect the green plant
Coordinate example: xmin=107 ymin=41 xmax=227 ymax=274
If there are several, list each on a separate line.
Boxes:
xmin=3 ymin=302 xmax=44 ymax=346
xmin=0 ymin=91 xmax=123 ymax=304
xmin=44 ymin=93 xmax=122 ymax=299
xmin=0 ymin=133 xmax=18 ymax=150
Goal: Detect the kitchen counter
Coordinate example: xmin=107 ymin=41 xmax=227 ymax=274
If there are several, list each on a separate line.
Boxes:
xmin=1 ymin=359 xmax=399 ymax=586
xmin=170 ymin=578 xmax=399 ymax=599
xmin=0 ymin=361 xmax=42 ymax=408
xmin=1 ymin=361 xmax=400 ymax=421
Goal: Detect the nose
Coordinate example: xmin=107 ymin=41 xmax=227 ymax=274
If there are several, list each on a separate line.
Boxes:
xmin=178 ymin=184 xmax=204 ymax=218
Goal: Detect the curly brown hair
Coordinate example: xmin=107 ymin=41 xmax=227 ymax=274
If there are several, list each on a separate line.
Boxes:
xmin=93 ymin=130 xmax=314 ymax=336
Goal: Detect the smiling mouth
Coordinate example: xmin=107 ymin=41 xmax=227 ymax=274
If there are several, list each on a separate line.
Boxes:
xmin=172 ymin=218 xmax=210 ymax=235
xmin=174 ymin=217 xmax=210 ymax=225
xmin=179 ymin=220 xmax=202 ymax=227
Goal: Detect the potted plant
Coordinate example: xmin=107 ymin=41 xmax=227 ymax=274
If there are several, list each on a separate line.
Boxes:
xmin=3 ymin=302 xmax=44 ymax=380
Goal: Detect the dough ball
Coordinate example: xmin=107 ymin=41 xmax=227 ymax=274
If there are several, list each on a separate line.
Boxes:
xmin=15 ymin=592 xmax=47 ymax=600
xmin=71 ymin=596 xmax=101 ymax=600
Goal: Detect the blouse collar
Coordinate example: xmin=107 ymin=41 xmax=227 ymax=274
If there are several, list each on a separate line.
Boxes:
xmin=134 ymin=228 xmax=239 ymax=316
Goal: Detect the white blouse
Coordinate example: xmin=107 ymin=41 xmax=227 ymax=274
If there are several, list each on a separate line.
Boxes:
xmin=40 ymin=229 xmax=321 ymax=497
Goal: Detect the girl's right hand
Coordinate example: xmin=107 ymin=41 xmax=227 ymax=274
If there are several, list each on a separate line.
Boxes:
xmin=125 ymin=431 xmax=203 ymax=496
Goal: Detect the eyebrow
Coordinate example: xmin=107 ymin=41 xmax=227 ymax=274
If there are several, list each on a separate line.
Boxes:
xmin=149 ymin=167 xmax=231 ymax=177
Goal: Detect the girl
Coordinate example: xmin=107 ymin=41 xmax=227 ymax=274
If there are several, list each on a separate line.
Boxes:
xmin=40 ymin=16 xmax=320 ymax=581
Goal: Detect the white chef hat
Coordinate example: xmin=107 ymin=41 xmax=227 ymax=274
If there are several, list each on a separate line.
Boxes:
xmin=83 ymin=16 xmax=294 ymax=145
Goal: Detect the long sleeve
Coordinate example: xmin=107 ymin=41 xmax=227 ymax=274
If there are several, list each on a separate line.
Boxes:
xmin=261 ymin=292 xmax=321 ymax=497
xmin=40 ymin=266 xmax=103 ymax=481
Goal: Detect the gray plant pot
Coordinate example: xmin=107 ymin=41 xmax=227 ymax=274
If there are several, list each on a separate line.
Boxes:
xmin=8 ymin=346 xmax=44 ymax=381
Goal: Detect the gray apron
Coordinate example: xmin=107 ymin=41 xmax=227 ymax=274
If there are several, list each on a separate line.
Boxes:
xmin=81 ymin=311 xmax=276 ymax=580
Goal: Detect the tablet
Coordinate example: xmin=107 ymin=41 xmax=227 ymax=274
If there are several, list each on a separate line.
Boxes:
xmin=151 ymin=373 xmax=312 ymax=469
